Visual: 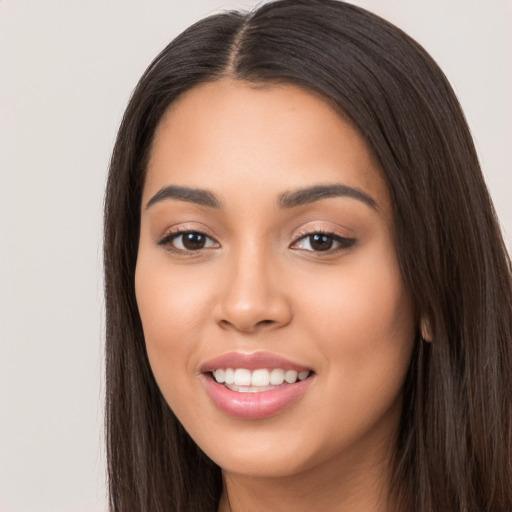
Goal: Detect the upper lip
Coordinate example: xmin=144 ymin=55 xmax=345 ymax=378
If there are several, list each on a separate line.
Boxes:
xmin=200 ymin=351 xmax=312 ymax=373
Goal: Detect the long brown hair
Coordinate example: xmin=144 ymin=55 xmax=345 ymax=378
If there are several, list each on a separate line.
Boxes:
xmin=103 ymin=1 xmax=512 ymax=510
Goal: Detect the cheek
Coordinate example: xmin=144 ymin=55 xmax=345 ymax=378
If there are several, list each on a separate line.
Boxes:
xmin=301 ymin=233 xmax=413 ymax=335
xmin=135 ymin=251 xmax=215 ymax=336
xmin=296 ymin=244 xmax=415 ymax=396
xmin=134 ymin=253 xmax=215 ymax=402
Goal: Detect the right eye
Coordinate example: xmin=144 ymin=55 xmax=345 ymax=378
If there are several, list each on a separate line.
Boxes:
xmin=159 ymin=231 xmax=220 ymax=253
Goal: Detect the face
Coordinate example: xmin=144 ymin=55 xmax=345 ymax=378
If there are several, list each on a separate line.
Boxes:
xmin=135 ymin=79 xmax=416 ymax=479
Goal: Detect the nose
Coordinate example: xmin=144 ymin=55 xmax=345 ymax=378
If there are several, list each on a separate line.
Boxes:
xmin=213 ymin=245 xmax=293 ymax=333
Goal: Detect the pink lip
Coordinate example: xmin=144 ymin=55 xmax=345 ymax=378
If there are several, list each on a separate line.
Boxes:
xmin=200 ymin=351 xmax=311 ymax=373
xmin=202 ymin=374 xmax=313 ymax=420
xmin=200 ymin=351 xmax=314 ymax=420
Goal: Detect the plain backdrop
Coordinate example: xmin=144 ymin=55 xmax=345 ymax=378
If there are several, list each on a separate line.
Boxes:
xmin=0 ymin=1 xmax=510 ymax=511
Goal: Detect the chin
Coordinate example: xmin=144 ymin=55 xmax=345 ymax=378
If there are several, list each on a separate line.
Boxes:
xmin=210 ymin=444 xmax=315 ymax=479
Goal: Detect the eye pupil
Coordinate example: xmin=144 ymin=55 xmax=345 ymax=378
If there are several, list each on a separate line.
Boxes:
xmin=310 ymin=234 xmax=333 ymax=251
xmin=182 ymin=232 xmax=206 ymax=250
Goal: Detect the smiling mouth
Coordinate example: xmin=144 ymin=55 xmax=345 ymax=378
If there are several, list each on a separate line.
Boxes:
xmin=202 ymin=359 xmax=315 ymax=418
xmin=209 ymin=368 xmax=312 ymax=393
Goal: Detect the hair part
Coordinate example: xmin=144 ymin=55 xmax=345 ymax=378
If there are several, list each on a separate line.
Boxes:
xmin=104 ymin=1 xmax=512 ymax=510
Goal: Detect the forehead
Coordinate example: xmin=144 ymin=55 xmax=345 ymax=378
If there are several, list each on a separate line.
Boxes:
xmin=144 ymin=79 xmax=390 ymax=212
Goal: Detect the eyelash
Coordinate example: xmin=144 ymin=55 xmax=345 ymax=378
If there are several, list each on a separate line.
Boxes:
xmin=158 ymin=229 xmax=356 ymax=255
xmin=291 ymin=229 xmax=356 ymax=254
xmin=158 ymin=229 xmax=219 ymax=254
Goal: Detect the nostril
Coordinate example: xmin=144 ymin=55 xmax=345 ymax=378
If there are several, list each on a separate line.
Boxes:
xmin=218 ymin=318 xmax=276 ymax=332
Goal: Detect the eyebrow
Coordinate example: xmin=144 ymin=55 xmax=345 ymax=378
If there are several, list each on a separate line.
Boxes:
xmin=145 ymin=183 xmax=377 ymax=211
xmin=146 ymin=185 xmax=221 ymax=209
xmin=279 ymin=184 xmax=377 ymax=210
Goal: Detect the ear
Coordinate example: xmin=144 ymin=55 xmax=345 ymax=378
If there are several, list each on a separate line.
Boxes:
xmin=420 ymin=316 xmax=432 ymax=342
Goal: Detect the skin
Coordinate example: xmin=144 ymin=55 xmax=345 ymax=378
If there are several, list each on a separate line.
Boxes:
xmin=135 ymin=79 xmax=416 ymax=512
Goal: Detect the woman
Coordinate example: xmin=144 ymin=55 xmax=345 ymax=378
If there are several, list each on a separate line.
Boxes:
xmin=103 ymin=1 xmax=512 ymax=510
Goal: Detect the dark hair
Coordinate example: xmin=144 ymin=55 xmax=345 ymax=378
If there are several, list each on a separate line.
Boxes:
xmin=103 ymin=1 xmax=512 ymax=510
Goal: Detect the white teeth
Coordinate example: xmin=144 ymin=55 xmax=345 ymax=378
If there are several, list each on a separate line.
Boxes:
xmin=233 ymin=368 xmax=252 ymax=386
xmin=284 ymin=370 xmax=298 ymax=384
xmin=251 ymin=368 xmax=270 ymax=386
xmin=227 ymin=384 xmax=275 ymax=393
xmin=269 ymin=368 xmax=285 ymax=385
xmin=212 ymin=368 xmax=311 ymax=388
xmin=213 ymin=369 xmax=225 ymax=383
xmin=298 ymin=370 xmax=309 ymax=381
xmin=224 ymin=368 xmax=235 ymax=385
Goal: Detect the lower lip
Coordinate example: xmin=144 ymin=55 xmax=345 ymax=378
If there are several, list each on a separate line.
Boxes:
xmin=202 ymin=374 xmax=313 ymax=420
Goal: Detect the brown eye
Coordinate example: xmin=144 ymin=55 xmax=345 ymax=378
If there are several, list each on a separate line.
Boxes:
xmin=159 ymin=231 xmax=220 ymax=252
xmin=181 ymin=232 xmax=207 ymax=250
xmin=292 ymin=232 xmax=356 ymax=253
xmin=309 ymin=234 xmax=334 ymax=251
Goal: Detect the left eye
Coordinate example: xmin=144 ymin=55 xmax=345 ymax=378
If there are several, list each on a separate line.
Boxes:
xmin=292 ymin=233 xmax=355 ymax=252
xmin=162 ymin=231 xmax=219 ymax=252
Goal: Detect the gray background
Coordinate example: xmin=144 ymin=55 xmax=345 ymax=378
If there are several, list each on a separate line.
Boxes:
xmin=0 ymin=1 xmax=510 ymax=511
